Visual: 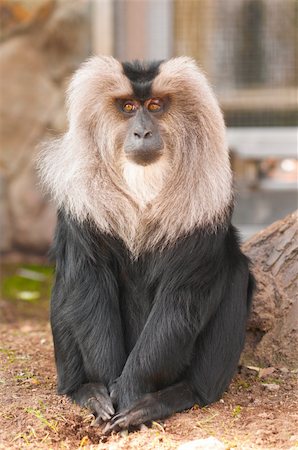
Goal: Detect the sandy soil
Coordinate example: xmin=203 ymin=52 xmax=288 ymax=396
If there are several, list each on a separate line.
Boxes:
xmin=0 ymin=296 xmax=297 ymax=450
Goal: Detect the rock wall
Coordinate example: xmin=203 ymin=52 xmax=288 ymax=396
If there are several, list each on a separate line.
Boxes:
xmin=0 ymin=0 xmax=90 ymax=253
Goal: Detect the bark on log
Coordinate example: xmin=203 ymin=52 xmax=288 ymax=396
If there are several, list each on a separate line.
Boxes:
xmin=242 ymin=210 xmax=298 ymax=368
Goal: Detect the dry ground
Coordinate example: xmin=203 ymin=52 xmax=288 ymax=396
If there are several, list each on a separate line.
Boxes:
xmin=0 ymin=263 xmax=297 ymax=450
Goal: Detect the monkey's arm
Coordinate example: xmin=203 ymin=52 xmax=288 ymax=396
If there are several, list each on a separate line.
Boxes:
xmin=111 ymin=272 xmax=228 ymax=411
xmin=51 ymin=212 xmax=126 ymax=420
xmin=106 ymin=262 xmax=252 ymax=433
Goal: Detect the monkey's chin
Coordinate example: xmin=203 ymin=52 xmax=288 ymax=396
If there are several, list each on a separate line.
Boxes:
xmin=126 ymin=150 xmax=163 ymax=166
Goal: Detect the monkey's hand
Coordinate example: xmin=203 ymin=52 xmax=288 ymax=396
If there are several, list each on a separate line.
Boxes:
xmin=103 ymin=393 xmax=159 ymax=434
xmin=71 ymin=382 xmax=115 ymax=424
xmin=104 ymin=380 xmax=196 ymax=434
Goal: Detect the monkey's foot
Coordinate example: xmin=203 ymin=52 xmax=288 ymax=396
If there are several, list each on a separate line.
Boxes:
xmin=71 ymin=382 xmax=115 ymax=423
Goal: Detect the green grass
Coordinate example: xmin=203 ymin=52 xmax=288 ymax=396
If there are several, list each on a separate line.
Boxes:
xmin=0 ymin=263 xmax=54 ymax=321
xmin=1 ymin=264 xmax=53 ymax=302
xmin=232 ymin=405 xmax=242 ymax=418
xmin=25 ymin=407 xmax=58 ymax=433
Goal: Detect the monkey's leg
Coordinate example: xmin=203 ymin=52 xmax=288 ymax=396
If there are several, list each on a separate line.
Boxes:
xmin=51 ymin=213 xmax=127 ymax=421
xmin=51 ymin=268 xmax=126 ymax=421
xmin=51 ymin=305 xmax=117 ymax=422
xmin=104 ymin=380 xmax=196 ymax=433
xmin=188 ymin=271 xmax=254 ymax=406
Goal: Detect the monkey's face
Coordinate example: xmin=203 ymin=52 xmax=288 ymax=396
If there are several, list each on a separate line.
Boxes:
xmin=117 ymin=97 xmax=168 ymax=166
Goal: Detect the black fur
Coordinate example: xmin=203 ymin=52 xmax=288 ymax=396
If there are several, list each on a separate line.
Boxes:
xmin=50 ymin=210 xmax=254 ymax=431
xmin=122 ymin=60 xmax=163 ymax=100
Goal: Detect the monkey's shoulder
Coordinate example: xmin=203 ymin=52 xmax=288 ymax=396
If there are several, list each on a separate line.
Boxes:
xmin=52 ymin=210 xmax=247 ymax=275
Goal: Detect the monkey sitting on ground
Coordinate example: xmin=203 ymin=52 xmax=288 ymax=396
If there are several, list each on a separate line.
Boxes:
xmin=38 ymin=56 xmax=254 ymax=433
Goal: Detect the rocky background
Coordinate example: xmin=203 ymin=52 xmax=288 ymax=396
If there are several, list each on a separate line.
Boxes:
xmin=0 ymin=0 xmax=91 ymax=254
xmin=243 ymin=211 xmax=298 ymax=369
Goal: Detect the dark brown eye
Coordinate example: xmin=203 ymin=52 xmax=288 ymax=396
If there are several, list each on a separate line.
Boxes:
xmin=122 ymin=101 xmax=138 ymax=113
xmin=146 ymin=98 xmax=163 ymax=112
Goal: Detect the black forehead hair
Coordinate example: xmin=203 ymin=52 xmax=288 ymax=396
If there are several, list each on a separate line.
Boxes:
xmin=121 ymin=60 xmax=163 ymax=100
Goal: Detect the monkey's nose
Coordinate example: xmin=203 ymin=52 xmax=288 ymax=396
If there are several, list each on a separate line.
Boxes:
xmin=133 ymin=130 xmax=153 ymax=139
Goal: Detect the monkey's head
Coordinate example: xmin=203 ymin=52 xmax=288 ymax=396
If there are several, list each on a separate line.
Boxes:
xmin=66 ymin=56 xmax=227 ymax=172
xmin=39 ymin=56 xmax=232 ymax=253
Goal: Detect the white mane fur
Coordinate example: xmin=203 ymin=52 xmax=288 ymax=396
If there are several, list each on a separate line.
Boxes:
xmin=38 ymin=56 xmax=233 ymax=256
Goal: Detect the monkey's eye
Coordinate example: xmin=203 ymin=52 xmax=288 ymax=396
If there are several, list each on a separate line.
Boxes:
xmin=122 ymin=101 xmax=138 ymax=113
xmin=146 ymin=99 xmax=163 ymax=112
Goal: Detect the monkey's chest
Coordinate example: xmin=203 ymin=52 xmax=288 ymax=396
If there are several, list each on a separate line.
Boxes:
xmin=118 ymin=264 xmax=154 ymax=353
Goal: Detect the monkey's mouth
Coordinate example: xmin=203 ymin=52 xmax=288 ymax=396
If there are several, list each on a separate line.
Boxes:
xmin=126 ymin=149 xmax=163 ymax=166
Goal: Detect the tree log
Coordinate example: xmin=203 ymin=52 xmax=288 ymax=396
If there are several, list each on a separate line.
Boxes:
xmin=242 ymin=210 xmax=298 ymax=368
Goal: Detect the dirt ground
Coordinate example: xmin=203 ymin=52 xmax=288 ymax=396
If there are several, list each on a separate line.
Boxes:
xmin=0 ymin=264 xmax=297 ymax=450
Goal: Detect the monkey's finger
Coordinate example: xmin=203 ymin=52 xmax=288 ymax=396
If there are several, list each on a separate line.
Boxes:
xmin=87 ymin=394 xmax=115 ymax=416
xmin=109 ymin=388 xmax=117 ymax=404
xmin=95 ymin=395 xmax=115 ymax=416
xmin=102 ymin=420 xmax=121 ymax=435
xmin=103 ymin=412 xmax=131 ymax=434
xmin=87 ymin=398 xmax=113 ymax=421
xmin=92 ymin=413 xmax=112 ymax=427
xmin=91 ymin=416 xmax=103 ymax=426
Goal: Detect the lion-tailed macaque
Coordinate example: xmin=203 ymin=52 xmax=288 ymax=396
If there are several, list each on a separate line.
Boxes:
xmin=38 ymin=56 xmax=254 ymax=433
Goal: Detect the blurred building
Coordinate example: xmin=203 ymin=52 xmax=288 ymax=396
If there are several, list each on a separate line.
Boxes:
xmin=0 ymin=0 xmax=297 ymax=255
